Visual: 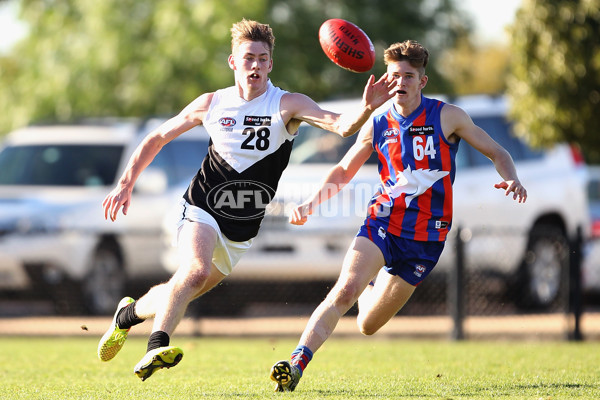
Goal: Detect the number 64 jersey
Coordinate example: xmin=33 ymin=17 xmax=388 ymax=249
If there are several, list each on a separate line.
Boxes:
xmin=184 ymin=80 xmax=296 ymax=242
xmin=367 ymin=95 xmax=460 ymax=242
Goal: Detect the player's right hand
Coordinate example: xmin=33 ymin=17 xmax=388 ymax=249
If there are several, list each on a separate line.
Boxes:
xmin=289 ymin=203 xmax=312 ymax=225
xmin=102 ymin=186 xmax=132 ymax=222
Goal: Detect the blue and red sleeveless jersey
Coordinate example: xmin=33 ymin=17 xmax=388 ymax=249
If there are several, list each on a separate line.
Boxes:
xmin=366 ymin=95 xmax=459 ymax=242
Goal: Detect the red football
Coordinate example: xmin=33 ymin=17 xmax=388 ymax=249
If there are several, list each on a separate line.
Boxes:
xmin=318 ymin=19 xmax=375 ymax=73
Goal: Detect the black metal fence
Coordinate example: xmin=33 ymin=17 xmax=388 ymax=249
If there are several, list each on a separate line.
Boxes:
xmin=446 ymin=226 xmax=584 ymax=341
xmin=1 ymin=224 xmax=594 ymax=341
xmin=186 ymin=224 xmax=591 ymax=340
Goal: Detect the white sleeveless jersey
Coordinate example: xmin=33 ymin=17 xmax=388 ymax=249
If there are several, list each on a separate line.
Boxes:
xmin=183 ymin=81 xmax=296 ymax=241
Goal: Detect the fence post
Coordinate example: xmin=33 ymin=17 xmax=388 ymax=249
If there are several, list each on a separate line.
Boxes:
xmin=568 ymin=225 xmax=584 ymax=341
xmin=448 ymin=226 xmax=465 ymax=340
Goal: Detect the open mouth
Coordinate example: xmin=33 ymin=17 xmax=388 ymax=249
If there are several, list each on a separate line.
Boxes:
xmin=249 ymin=73 xmax=260 ymax=80
xmin=396 ymin=90 xmax=407 ymax=95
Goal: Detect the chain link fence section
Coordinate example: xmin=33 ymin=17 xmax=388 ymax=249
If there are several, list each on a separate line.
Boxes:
xmin=443 ymin=226 xmax=586 ymax=340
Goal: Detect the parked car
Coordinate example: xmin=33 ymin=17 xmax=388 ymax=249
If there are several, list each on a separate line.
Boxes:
xmin=0 ymin=119 xmax=209 ymax=314
xmin=161 ymin=95 xmax=592 ymax=310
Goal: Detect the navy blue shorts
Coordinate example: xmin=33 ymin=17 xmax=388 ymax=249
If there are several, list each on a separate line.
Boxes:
xmin=357 ymin=219 xmax=445 ymax=286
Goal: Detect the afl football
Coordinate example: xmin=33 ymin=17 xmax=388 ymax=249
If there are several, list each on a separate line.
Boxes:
xmin=318 ymin=19 xmax=375 ymax=73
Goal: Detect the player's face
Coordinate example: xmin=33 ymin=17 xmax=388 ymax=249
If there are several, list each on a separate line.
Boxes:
xmin=229 ymin=40 xmax=273 ymax=96
xmin=386 ymin=61 xmax=427 ymax=106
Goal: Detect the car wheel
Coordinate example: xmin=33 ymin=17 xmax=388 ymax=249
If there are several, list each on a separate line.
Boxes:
xmin=82 ymin=242 xmax=125 ymax=315
xmin=517 ymin=224 xmax=569 ymax=309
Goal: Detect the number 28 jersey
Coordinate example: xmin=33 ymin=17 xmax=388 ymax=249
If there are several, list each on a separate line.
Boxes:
xmin=367 ymin=95 xmax=460 ymax=242
xmin=184 ymin=81 xmax=296 ymax=242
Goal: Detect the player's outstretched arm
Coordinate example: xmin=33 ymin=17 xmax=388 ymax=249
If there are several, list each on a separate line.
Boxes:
xmin=443 ymin=104 xmax=527 ymax=203
xmin=103 ymin=94 xmax=212 ymax=221
xmin=283 ymin=73 xmax=396 ymax=138
xmin=289 ymin=126 xmax=374 ymax=225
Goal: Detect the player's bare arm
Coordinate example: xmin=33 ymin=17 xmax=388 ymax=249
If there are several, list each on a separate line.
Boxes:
xmin=103 ymin=93 xmax=214 ymax=221
xmin=290 ymin=124 xmax=375 ymax=225
xmin=441 ymin=104 xmax=527 ymax=203
xmin=281 ymin=74 xmax=396 ymax=137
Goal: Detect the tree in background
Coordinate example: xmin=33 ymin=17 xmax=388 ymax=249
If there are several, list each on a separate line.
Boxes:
xmin=0 ymin=0 xmax=268 ymax=132
xmin=265 ymin=0 xmax=464 ymax=99
xmin=508 ymin=0 xmax=600 ymax=163
xmin=439 ymin=35 xmax=511 ymax=96
xmin=0 ymin=0 xmax=467 ymax=134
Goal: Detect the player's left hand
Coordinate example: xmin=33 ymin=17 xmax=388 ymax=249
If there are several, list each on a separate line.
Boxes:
xmin=361 ymin=73 xmax=397 ymax=111
xmin=494 ymin=180 xmax=527 ymax=203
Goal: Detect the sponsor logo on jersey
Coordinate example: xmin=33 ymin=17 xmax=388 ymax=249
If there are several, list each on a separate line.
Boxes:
xmin=383 ymin=128 xmax=400 ymax=138
xmin=219 ymin=117 xmax=236 ymax=127
xmin=435 ymin=220 xmax=449 ymax=229
xmin=378 ymin=227 xmax=387 ymax=239
xmin=206 ymin=180 xmax=274 ymax=220
xmin=414 ymin=264 xmax=426 ymax=278
xmin=244 ymin=116 xmax=272 ymax=126
xmin=408 ymin=125 xmax=435 ymax=135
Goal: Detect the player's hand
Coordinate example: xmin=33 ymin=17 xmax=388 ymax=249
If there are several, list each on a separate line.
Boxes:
xmin=361 ymin=73 xmax=397 ymax=111
xmin=494 ymin=180 xmax=527 ymax=203
xmin=102 ymin=185 xmax=132 ymax=221
xmin=289 ymin=203 xmax=312 ymax=225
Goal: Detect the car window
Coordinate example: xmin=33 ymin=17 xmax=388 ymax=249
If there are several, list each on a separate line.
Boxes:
xmin=588 ymin=171 xmax=600 ymax=218
xmin=290 ymin=124 xmax=378 ymax=165
xmin=589 ymin=177 xmax=600 ymax=202
xmin=459 ymin=116 xmax=543 ymax=168
xmin=149 ymin=139 xmax=209 ymax=186
xmin=0 ymin=145 xmax=123 ymax=186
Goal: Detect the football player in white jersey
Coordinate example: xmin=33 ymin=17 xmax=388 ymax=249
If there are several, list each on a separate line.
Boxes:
xmin=97 ymin=19 xmax=397 ymax=381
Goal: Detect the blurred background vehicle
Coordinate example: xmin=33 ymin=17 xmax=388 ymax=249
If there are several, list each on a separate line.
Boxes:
xmin=582 ymin=166 xmax=600 ymax=293
xmin=0 ymin=119 xmax=209 ymax=314
xmin=163 ymin=94 xmax=592 ymax=312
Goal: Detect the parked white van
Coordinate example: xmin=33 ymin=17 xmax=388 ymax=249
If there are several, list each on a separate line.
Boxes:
xmin=0 ymin=119 xmax=209 ymax=314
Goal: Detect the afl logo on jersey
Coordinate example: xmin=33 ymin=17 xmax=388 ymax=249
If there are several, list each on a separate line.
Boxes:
xmin=414 ymin=264 xmax=427 ymax=278
xmin=383 ymin=128 xmax=400 ymax=138
xmin=206 ymin=180 xmax=274 ymax=220
xmin=219 ymin=117 xmax=236 ymax=127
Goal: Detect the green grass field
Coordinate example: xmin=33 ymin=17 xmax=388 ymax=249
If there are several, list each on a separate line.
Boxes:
xmin=1 ymin=336 xmax=598 ymax=399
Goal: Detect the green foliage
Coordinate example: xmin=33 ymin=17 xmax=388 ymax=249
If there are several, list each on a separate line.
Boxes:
xmin=0 ymin=0 xmax=269 ymax=133
xmin=508 ymin=0 xmax=600 ymax=162
xmin=265 ymin=0 xmax=463 ymax=99
xmin=0 ymin=0 xmax=465 ymax=134
xmin=439 ymin=36 xmax=511 ymax=95
xmin=0 ymin=337 xmax=599 ymax=399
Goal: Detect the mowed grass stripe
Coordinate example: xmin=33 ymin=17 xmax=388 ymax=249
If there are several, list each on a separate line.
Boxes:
xmin=0 ymin=337 xmax=598 ymax=399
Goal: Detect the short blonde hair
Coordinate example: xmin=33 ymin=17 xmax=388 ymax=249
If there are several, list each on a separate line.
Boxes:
xmin=384 ymin=40 xmax=429 ymax=76
xmin=230 ymin=19 xmax=275 ymax=56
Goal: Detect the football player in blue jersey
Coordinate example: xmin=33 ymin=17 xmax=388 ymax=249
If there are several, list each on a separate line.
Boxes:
xmin=270 ymin=40 xmax=527 ymax=392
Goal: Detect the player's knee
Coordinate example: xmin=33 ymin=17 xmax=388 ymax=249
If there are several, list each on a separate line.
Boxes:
xmin=359 ymin=326 xmax=378 ymax=336
xmin=173 ymin=260 xmax=211 ymax=290
xmin=356 ymin=314 xmax=380 ymax=336
xmin=330 ymin=282 xmax=362 ymax=310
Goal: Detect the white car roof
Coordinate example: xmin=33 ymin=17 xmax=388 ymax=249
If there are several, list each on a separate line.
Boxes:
xmin=2 ymin=118 xmax=210 ymax=147
xmin=451 ymin=95 xmax=508 ymax=118
xmin=5 ymin=123 xmax=138 ymax=146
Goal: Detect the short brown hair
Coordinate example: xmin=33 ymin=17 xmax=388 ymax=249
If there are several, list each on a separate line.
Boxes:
xmin=230 ymin=19 xmax=275 ymax=56
xmin=384 ymin=40 xmax=429 ymax=76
